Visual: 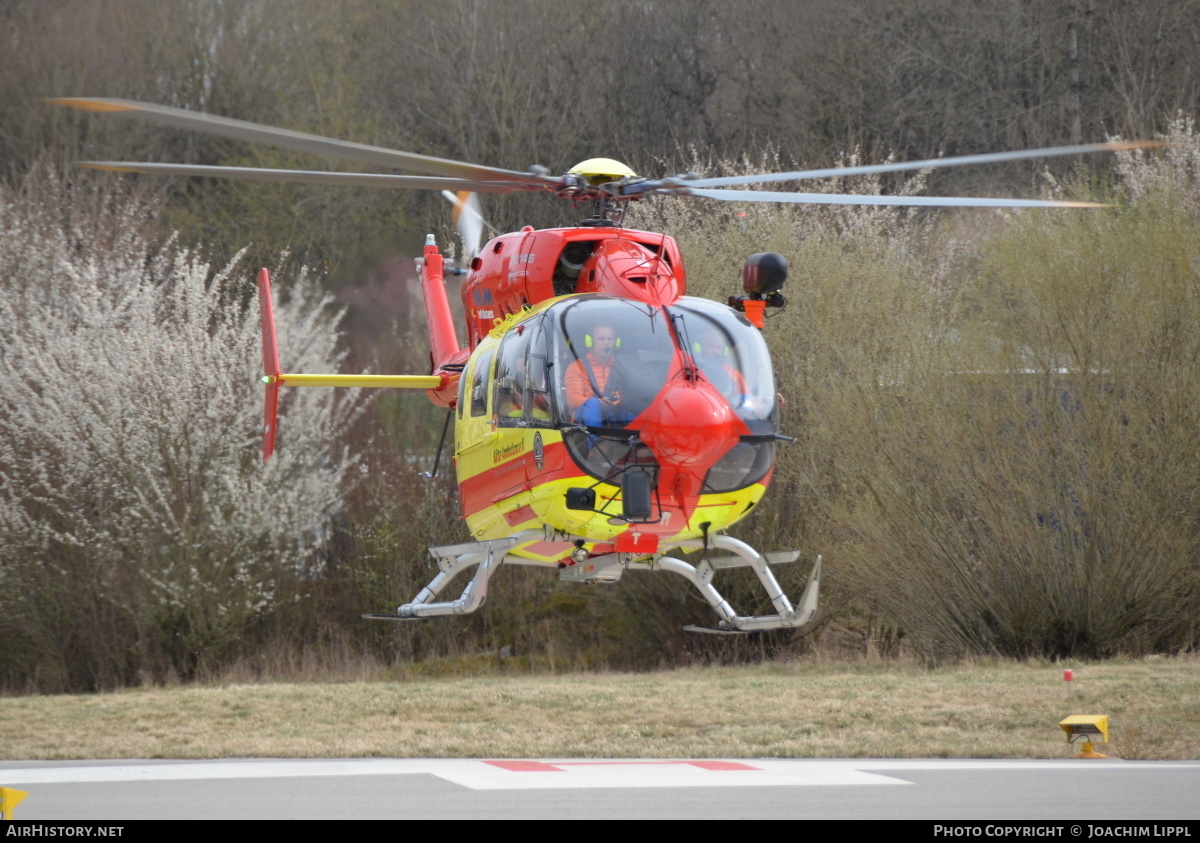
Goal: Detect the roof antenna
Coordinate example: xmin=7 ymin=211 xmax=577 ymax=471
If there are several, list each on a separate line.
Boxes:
xmin=650 ymin=230 xmax=668 ymax=280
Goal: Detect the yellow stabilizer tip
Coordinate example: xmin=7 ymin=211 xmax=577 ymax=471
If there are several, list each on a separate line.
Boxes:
xmin=43 ymin=97 xmax=138 ymax=112
xmin=277 ymin=374 xmax=442 ymax=389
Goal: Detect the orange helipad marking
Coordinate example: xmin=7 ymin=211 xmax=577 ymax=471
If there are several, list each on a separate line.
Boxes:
xmin=486 ymin=761 xmax=564 ymax=772
xmin=484 ymin=760 xmax=759 ymax=772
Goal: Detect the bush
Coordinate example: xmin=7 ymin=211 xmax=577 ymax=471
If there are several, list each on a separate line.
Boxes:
xmin=5 ymin=123 xmax=1197 ymax=685
xmin=0 ymin=170 xmax=362 ymax=691
xmin=628 ymin=131 xmax=1200 ymax=660
xmin=845 ymin=124 xmax=1200 ymax=658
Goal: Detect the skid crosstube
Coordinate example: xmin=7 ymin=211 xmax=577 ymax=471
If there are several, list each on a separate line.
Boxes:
xmin=362 ymin=531 xmax=540 ymax=621
xmin=568 ymin=536 xmax=820 ymax=633
xmin=366 ymin=531 xmax=819 ymax=632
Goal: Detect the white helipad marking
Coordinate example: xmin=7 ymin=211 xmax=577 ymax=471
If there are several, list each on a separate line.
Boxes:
xmin=0 ymin=760 xmax=429 ymax=785
xmin=0 ymin=759 xmax=907 ymax=789
xmin=3 ymin=759 xmax=1196 ymax=791
xmin=440 ymin=759 xmax=908 ymax=790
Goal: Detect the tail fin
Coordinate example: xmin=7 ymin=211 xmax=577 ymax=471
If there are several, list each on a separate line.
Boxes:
xmin=258 ymin=268 xmax=282 ymax=460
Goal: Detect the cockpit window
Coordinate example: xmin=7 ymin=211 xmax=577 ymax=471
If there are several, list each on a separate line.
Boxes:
xmin=495 ymin=316 xmax=554 ymax=427
xmin=542 ymin=296 xmax=780 ymax=488
xmin=551 ymin=297 xmax=675 ymax=428
xmin=668 ymin=297 xmax=778 ymax=434
xmin=469 ymin=348 xmax=495 ymax=417
xmin=495 ymin=326 xmax=530 ymax=419
xmin=541 ymin=295 xmax=777 ymax=433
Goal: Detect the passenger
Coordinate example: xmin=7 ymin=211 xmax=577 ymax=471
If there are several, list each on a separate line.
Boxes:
xmin=697 ymin=330 xmax=751 ymax=410
xmin=565 ymin=324 xmax=628 ymax=427
xmin=498 ymin=358 xmax=551 ymax=420
xmin=499 ymin=391 xmax=551 ymax=420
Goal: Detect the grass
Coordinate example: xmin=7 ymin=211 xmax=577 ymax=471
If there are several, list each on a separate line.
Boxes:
xmin=2 ymin=656 xmax=1198 ymax=761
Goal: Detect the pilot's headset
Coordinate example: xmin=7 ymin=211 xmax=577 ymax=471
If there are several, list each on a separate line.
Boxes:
xmin=584 ymin=330 xmax=622 ymax=349
xmin=693 ymin=336 xmax=729 ymax=357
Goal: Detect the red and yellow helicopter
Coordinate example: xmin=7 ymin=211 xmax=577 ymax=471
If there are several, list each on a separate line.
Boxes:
xmin=49 ymin=97 xmax=1154 ymax=633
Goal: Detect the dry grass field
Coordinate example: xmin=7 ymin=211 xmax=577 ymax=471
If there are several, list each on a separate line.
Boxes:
xmin=2 ymin=657 xmax=1197 ymax=761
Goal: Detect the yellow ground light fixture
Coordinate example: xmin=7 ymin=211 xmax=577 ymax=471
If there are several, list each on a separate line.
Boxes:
xmin=1 ymin=787 xmax=29 ymax=819
xmin=1059 ymin=714 xmax=1109 ymax=758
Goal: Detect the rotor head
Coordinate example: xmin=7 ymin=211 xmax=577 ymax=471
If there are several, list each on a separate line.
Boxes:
xmin=567 ymin=158 xmax=638 ymax=186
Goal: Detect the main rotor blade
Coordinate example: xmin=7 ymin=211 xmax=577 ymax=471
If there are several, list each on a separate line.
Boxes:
xmin=77 ymin=162 xmax=535 ymax=193
xmin=680 ymin=187 xmax=1109 ymax=209
xmin=47 ymin=97 xmax=555 ymax=186
xmin=675 ymin=141 xmax=1165 ymax=189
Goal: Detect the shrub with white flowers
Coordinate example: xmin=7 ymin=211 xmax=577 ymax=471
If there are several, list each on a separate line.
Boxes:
xmin=0 ymin=171 xmax=362 ymax=690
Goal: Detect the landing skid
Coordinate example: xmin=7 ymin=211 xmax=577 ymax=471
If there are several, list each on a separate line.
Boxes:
xmin=681 ymin=625 xmax=750 ymax=636
xmin=362 ymin=531 xmax=540 ymax=621
xmin=648 ymin=538 xmax=820 ymax=633
xmin=365 ymin=530 xmax=820 ymax=632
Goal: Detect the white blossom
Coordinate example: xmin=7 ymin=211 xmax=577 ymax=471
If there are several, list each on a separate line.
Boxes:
xmin=0 ymin=172 xmax=362 ymax=679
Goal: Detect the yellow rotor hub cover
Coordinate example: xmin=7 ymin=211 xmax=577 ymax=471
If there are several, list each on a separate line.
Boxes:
xmin=568 ymin=158 xmax=637 ymax=186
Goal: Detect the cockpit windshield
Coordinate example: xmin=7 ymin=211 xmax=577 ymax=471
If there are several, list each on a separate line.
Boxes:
xmin=667 ymin=297 xmax=778 ymax=433
xmin=552 ymin=297 xmax=676 ymax=428
xmin=523 ymin=295 xmax=780 ymax=493
xmin=544 ymin=295 xmax=777 ymax=434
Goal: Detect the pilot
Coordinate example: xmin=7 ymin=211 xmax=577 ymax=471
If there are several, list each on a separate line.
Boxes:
xmin=565 ymin=323 xmax=626 ymax=427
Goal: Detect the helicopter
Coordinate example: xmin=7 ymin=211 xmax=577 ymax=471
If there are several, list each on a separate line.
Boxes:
xmin=47 ymin=97 xmax=1157 ymax=633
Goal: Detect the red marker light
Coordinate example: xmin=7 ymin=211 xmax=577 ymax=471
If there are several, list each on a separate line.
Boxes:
xmin=1063 ymin=669 xmax=1074 ymax=682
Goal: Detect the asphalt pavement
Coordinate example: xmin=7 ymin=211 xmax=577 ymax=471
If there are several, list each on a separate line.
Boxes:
xmin=3 ymin=757 xmax=1199 ymax=820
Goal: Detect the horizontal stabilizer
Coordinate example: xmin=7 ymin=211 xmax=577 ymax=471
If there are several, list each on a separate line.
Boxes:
xmin=256 ymin=266 xmax=444 ymax=460
xmin=265 ymin=373 xmax=442 ymax=389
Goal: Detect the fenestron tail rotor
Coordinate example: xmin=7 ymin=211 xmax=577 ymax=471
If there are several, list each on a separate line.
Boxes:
xmin=440 ymin=190 xmax=496 ymax=257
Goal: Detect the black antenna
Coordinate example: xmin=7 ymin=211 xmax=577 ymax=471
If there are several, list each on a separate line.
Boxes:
xmin=419 ymin=409 xmax=454 ymax=479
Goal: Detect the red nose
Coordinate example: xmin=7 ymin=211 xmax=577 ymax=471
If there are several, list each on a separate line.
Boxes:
xmin=639 ymin=380 xmax=741 ymax=471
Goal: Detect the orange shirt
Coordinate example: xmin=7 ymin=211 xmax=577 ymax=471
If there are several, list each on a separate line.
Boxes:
xmin=722 ymin=364 xmax=749 ymax=396
xmin=565 ymin=352 xmax=615 ymax=412
xmin=698 ymin=358 xmax=748 ymax=397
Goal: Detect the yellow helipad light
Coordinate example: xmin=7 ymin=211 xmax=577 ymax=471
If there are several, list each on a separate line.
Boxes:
xmin=1059 ymin=714 xmax=1109 ymax=758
